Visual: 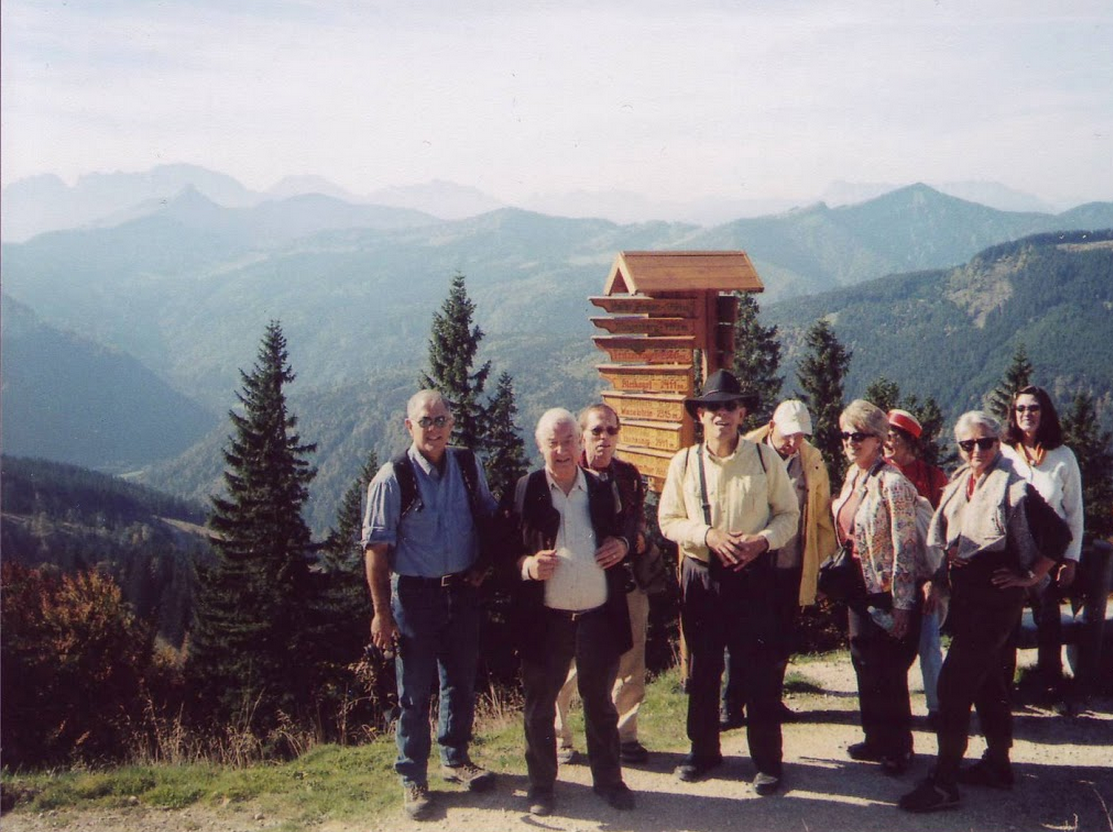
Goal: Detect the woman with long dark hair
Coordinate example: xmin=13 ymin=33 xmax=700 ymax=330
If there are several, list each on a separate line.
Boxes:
xmin=1000 ymin=385 xmax=1083 ymax=701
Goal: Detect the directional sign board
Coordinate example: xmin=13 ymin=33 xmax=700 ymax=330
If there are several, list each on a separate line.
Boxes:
xmin=614 ymin=446 xmax=676 ymax=492
xmin=601 ymin=391 xmax=687 ymax=423
xmin=597 ymin=364 xmax=693 ymax=395
xmin=589 ymin=296 xmax=700 ymax=318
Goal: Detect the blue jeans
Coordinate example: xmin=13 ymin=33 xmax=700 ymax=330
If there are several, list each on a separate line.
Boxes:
xmin=391 ymin=575 xmax=481 ymax=787
xmin=918 ymin=608 xmax=943 ymax=713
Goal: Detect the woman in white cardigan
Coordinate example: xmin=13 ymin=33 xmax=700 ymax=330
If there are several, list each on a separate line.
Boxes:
xmin=1000 ymin=385 xmax=1083 ymax=697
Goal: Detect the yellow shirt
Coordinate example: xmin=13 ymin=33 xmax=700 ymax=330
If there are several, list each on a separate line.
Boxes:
xmin=658 ymin=439 xmax=801 ymax=564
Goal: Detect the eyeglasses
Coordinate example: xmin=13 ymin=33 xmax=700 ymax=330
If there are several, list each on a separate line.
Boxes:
xmin=416 ymin=415 xmax=449 ymax=429
xmin=840 ymin=431 xmax=875 ymax=443
xmin=958 ymin=437 xmax=998 ymax=452
xmin=589 ymin=426 xmax=620 ymax=436
xmin=703 ymin=401 xmax=740 ymax=413
xmin=1014 ymin=404 xmax=1041 ymax=414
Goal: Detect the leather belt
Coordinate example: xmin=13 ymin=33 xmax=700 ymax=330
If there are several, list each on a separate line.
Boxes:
xmin=547 ymin=605 xmax=605 ymax=622
xmin=398 ymin=572 xmax=468 ymax=588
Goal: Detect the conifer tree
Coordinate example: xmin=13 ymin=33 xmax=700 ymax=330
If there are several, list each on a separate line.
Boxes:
xmin=483 ymin=372 xmax=529 ymax=503
xmin=421 ymin=272 xmax=491 ymax=450
xmin=189 ymin=321 xmax=318 ymax=725
xmin=863 ymin=377 xmax=901 ymax=413
xmin=1061 ymin=392 xmax=1113 ymax=539
xmin=986 ymin=344 xmax=1034 ymax=422
xmin=731 ymin=292 xmax=784 ymax=431
xmin=796 ymin=319 xmax=852 ymax=483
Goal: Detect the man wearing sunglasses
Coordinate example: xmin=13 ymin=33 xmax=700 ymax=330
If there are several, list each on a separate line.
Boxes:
xmin=362 ymin=390 xmax=498 ymax=820
xmin=658 ymin=369 xmax=800 ymax=796
xmin=555 ymin=404 xmax=655 ymax=767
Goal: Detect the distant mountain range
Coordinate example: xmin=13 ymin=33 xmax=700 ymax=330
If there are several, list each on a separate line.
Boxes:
xmin=2 ymin=163 xmax=1077 ymax=242
xmin=2 ymin=167 xmax=1111 ymax=533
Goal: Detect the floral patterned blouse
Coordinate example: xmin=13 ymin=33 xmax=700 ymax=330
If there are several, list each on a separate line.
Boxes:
xmin=831 ymin=461 xmax=921 ymax=610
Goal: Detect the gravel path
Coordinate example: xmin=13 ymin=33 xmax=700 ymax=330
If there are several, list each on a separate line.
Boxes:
xmin=7 ymin=654 xmax=1112 ymax=832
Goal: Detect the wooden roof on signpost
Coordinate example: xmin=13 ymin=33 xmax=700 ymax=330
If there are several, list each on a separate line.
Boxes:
xmin=602 ymin=251 xmax=764 ymax=296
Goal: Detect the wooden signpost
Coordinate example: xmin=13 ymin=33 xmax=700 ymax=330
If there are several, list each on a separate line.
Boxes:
xmin=590 ymin=251 xmax=764 ymax=491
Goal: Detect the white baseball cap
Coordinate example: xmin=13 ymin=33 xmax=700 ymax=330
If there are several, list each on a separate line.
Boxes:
xmin=772 ymin=400 xmax=812 ymax=436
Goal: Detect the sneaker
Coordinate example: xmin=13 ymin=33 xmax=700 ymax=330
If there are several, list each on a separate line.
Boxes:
xmin=441 ymin=761 xmax=495 ymax=792
xmin=403 ymin=783 xmax=432 ymax=820
xmin=527 ymin=787 xmax=553 ymax=816
xmin=674 ymin=753 xmax=723 ymax=782
xmin=880 ymin=750 xmax=914 ymax=776
xmin=899 ymin=777 xmax=960 ymax=813
xmin=556 ymin=746 xmax=578 ymax=765
xmin=847 ymin=741 xmax=885 ymax=762
xmin=957 ymin=757 xmax=1014 ymax=790
xmin=753 ymin=771 xmax=782 ymax=796
xmin=620 ymin=740 xmax=649 ymax=764
xmin=593 ymin=781 xmax=636 ymax=810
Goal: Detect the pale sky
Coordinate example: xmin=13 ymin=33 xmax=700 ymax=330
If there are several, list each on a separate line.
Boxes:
xmin=2 ymin=0 xmax=1111 ymax=207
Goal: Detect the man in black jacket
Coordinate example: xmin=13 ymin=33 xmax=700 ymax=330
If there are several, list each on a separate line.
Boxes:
xmin=504 ymin=407 xmax=636 ymax=817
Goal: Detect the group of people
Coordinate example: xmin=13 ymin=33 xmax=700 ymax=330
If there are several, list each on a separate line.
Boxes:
xmin=361 ymin=373 xmax=1083 ymax=819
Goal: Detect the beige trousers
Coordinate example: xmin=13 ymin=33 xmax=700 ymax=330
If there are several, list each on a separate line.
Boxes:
xmin=555 ymin=586 xmax=650 ymax=746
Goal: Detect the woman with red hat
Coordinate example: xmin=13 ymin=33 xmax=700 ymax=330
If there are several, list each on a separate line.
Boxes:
xmin=884 ymin=408 xmax=950 ymax=730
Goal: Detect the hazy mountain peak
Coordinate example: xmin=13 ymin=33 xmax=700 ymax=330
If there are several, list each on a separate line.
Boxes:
xmin=266 ymin=175 xmax=355 ymax=201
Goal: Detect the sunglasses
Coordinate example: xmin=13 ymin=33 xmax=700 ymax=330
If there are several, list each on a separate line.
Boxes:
xmin=840 ymin=431 xmax=875 ymax=443
xmin=589 ymin=426 xmax=620 ymax=436
xmin=703 ymin=400 xmax=740 ymax=413
xmin=1014 ymin=404 xmax=1041 ymax=414
xmin=416 ymin=415 xmax=449 ymax=429
xmin=958 ymin=437 xmax=998 ymax=452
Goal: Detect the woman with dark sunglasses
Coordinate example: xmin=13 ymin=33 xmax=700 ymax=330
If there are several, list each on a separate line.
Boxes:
xmin=831 ymin=400 xmax=923 ymax=777
xmin=999 ymin=386 xmax=1084 ymax=705
xmin=900 ymin=411 xmax=1055 ymax=813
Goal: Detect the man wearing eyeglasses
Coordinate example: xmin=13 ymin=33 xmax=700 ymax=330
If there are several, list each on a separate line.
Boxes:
xmin=555 ymin=404 xmax=654 ymax=767
xmin=658 ymin=369 xmax=800 ymax=795
xmin=362 ymin=389 xmax=498 ymax=820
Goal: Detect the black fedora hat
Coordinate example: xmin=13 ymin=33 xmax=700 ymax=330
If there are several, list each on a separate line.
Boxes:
xmin=684 ymin=369 xmax=759 ymax=418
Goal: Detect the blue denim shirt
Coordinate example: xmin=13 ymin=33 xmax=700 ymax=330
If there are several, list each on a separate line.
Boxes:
xmin=362 ymin=445 xmax=496 ymax=577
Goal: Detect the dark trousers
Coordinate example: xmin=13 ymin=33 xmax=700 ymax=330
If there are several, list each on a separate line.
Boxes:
xmin=722 ymin=565 xmax=801 ymax=714
xmin=521 ymin=607 xmax=622 ymax=792
xmin=681 ymin=556 xmax=783 ymax=776
xmin=935 ymin=576 xmax=1025 ymax=785
xmin=848 ymin=600 xmax=921 ymax=758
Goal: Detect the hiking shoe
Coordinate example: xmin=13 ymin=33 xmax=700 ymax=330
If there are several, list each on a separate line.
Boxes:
xmin=880 ymin=750 xmax=914 ymax=776
xmin=527 ymin=787 xmax=553 ymax=816
xmin=557 ymin=746 xmax=578 ymax=765
xmin=620 ymin=740 xmax=650 ymax=764
xmin=957 ymin=757 xmax=1014 ymax=790
xmin=441 ymin=761 xmax=495 ymax=792
xmin=899 ymin=777 xmax=960 ymax=813
xmin=674 ymin=753 xmax=723 ymax=782
xmin=753 ymin=771 xmax=782 ymax=796
xmin=847 ymin=741 xmax=885 ymax=762
xmin=593 ymin=781 xmax=636 ymax=810
xmin=403 ymin=783 xmax=432 ymax=820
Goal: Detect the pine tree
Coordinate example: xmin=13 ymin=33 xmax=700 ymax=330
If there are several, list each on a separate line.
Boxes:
xmin=1061 ymin=392 xmax=1113 ymax=540
xmin=731 ymin=292 xmax=783 ymax=430
xmin=483 ymin=372 xmax=529 ymax=503
xmin=189 ymin=321 xmax=318 ymax=725
xmin=421 ymin=272 xmax=491 ymax=450
xmin=986 ymin=344 xmax=1034 ymax=423
xmin=796 ymin=319 xmax=852 ymax=483
xmin=863 ymin=378 xmax=952 ymax=469
xmin=863 ymin=377 xmax=901 ymax=413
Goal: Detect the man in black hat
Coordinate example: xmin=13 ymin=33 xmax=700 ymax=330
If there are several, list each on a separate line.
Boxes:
xmin=658 ymin=369 xmax=800 ymax=795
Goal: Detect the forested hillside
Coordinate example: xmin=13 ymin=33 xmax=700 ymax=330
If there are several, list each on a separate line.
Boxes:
xmin=1 ymin=456 xmax=210 ymax=644
xmin=765 ymin=230 xmax=1113 ymax=419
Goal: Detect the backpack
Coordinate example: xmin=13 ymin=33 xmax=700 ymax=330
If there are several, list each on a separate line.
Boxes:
xmin=391 ymin=447 xmax=482 ymax=519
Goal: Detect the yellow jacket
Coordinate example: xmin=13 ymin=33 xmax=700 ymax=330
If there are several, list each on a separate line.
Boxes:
xmin=744 ymin=426 xmax=837 ymax=606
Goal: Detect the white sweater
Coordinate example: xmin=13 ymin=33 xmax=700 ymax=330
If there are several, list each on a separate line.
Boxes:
xmin=1000 ymin=443 xmax=1084 ymax=561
